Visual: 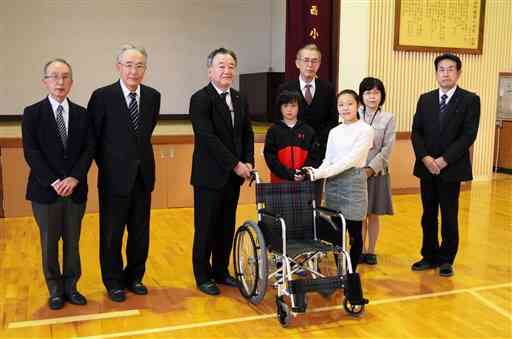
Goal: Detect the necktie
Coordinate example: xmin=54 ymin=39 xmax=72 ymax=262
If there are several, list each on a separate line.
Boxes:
xmin=128 ymin=92 xmax=140 ymax=133
xmin=55 ymin=105 xmax=67 ymax=148
xmin=221 ymin=92 xmax=234 ymax=127
xmin=304 ymin=84 xmax=313 ymax=105
xmin=439 ymin=93 xmax=448 ymax=127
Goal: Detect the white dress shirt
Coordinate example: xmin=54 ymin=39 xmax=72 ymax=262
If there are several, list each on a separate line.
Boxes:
xmin=211 ymin=82 xmax=234 ymax=125
xmin=299 ymin=75 xmax=316 ymax=99
xmin=48 ymin=95 xmax=69 ymax=133
xmin=439 ymin=86 xmax=457 ymax=105
xmin=120 ymin=79 xmax=141 ymax=109
xmin=48 ymin=95 xmax=70 ymax=187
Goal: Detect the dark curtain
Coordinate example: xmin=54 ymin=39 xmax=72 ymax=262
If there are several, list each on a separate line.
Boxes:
xmin=285 ymin=0 xmax=336 ymax=83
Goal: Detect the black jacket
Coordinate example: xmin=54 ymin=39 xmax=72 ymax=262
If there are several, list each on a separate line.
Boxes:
xmin=88 ymin=81 xmax=160 ymax=195
xmin=278 ymin=78 xmax=338 ymax=158
xmin=411 ymin=87 xmax=480 ymax=182
xmin=190 ymin=83 xmax=254 ymax=189
xmin=264 ymin=120 xmax=319 ymax=182
xmin=22 ymin=97 xmax=94 ymax=204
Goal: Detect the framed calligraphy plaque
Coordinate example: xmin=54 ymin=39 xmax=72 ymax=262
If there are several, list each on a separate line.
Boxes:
xmin=394 ymin=0 xmax=485 ymax=54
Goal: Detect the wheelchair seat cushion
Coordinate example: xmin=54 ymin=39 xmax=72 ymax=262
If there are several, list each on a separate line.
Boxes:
xmin=272 ymin=239 xmax=334 ymax=258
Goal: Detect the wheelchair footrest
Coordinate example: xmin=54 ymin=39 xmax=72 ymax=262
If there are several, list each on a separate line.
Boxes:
xmin=289 ymin=276 xmax=344 ymax=294
xmin=289 ymin=277 xmax=344 ymax=313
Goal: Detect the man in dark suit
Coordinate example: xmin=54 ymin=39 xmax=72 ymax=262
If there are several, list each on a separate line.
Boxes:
xmin=411 ymin=53 xmax=480 ymax=277
xmin=190 ymin=47 xmax=254 ymax=295
xmin=278 ymin=43 xmax=338 ymax=162
xmin=278 ymin=44 xmax=338 ymax=202
xmin=22 ymin=59 xmax=94 ymax=310
xmin=88 ymin=44 xmax=160 ymax=302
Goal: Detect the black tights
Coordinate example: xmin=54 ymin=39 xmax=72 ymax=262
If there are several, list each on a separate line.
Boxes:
xmin=326 ymin=219 xmax=363 ymax=272
xmin=346 ymin=219 xmax=363 ymax=271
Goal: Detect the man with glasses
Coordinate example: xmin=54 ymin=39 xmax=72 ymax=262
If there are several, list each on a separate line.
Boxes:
xmin=411 ymin=53 xmax=480 ymax=277
xmin=278 ymin=44 xmax=338 ymax=199
xmin=88 ymin=44 xmax=160 ymax=302
xmin=22 ymin=59 xmax=94 ymax=309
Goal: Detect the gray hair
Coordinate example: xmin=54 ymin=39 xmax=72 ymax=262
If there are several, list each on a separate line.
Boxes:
xmin=206 ymin=47 xmax=237 ymax=68
xmin=43 ymin=58 xmax=73 ymax=80
xmin=116 ymin=43 xmax=148 ymax=64
xmin=296 ymin=43 xmax=322 ymax=60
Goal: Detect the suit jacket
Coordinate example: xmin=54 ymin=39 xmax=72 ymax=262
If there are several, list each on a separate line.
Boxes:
xmin=361 ymin=109 xmax=396 ymax=175
xmin=88 ymin=81 xmax=160 ymax=195
xmin=278 ymin=78 xmax=338 ymax=157
xmin=411 ymin=86 xmax=480 ymax=182
xmin=22 ymin=97 xmax=94 ymax=204
xmin=190 ymin=83 xmax=254 ymax=189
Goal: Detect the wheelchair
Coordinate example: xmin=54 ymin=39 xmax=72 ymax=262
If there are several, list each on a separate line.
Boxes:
xmin=233 ymin=170 xmax=369 ymax=327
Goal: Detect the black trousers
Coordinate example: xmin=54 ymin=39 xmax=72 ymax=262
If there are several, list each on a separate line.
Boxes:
xmin=193 ymin=175 xmax=241 ymax=285
xmin=32 ymin=197 xmax=86 ymax=297
xmin=99 ymin=171 xmax=151 ymax=291
xmin=420 ymin=177 xmax=461 ymax=265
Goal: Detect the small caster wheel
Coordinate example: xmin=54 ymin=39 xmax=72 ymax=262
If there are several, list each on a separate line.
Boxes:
xmin=276 ymin=297 xmax=292 ymax=327
xmin=343 ymin=298 xmax=365 ymax=317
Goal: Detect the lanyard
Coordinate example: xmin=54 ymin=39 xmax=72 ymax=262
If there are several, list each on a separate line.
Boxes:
xmin=363 ymin=107 xmax=379 ymax=126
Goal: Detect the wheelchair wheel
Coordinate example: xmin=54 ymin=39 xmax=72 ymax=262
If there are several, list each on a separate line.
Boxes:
xmin=233 ymin=221 xmax=268 ymax=304
xmin=276 ymin=297 xmax=292 ymax=327
xmin=343 ymin=298 xmax=365 ymax=317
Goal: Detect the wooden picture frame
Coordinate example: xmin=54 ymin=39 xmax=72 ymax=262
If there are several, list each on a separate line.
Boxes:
xmin=497 ymin=72 xmax=512 ymax=121
xmin=394 ymin=0 xmax=486 ymax=54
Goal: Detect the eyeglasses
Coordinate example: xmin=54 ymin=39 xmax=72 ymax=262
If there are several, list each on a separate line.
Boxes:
xmin=44 ymin=74 xmax=72 ymax=82
xmin=437 ymin=67 xmax=457 ymax=74
xmin=119 ymin=62 xmax=146 ymax=71
xmin=363 ymin=89 xmax=381 ymax=96
xmin=298 ymin=57 xmax=320 ymax=65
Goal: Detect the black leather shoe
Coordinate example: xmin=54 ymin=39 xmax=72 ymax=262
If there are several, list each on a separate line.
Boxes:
xmin=108 ymin=289 xmax=126 ymax=302
xmin=215 ymin=275 xmax=238 ymax=287
xmin=197 ymin=281 xmax=220 ymax=295
xmin=411 ymin=259 xmax=438 ymax=271
xmin=48 ymin=296 xmax=65 ymax=310
xmin=127 ymin=282 xmax=148 ymax=295
xmin=365 ymin=254 xmax=378 ymax=265
xmin=65 ymin=291 xmax=87 ymax=305
xmin=439 ymin=263 xmax=454 ymax=277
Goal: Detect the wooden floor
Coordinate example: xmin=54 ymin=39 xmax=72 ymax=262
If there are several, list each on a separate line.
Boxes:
xmin=0 ymin=174 xmax=511 ymax=338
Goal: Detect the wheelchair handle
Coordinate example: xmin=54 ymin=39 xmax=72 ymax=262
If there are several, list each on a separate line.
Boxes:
xmin=249 ymin=170 xmax=261 ymax=186
xmin=297 ymin=167 xmax=314 ymax=180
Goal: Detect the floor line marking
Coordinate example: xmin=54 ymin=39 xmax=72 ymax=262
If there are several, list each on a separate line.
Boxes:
xmin=74 ymin=282 xmax=512 ymax=339
xmin=468 ymin=290 xmax=512 ymax=321
xmin=8 ymin=310 xmax=140 ymax=329
xmin=470 ymin=282 xmax=512 ymax=292
xmin=75 ymin=313 xmax=277 ymax=339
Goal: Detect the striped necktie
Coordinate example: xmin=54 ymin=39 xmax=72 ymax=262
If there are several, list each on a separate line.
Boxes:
xmin=55 ymin=105 xmax=67 ymax=148
xmin=128 ymin=92 xmax=140 ymax=133
xmin=439 ymin=94 xmax=448 ymax=127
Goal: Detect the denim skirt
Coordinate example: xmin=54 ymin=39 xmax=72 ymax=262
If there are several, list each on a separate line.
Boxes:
xmin=324 ymin=167 xmax=368 ymax=221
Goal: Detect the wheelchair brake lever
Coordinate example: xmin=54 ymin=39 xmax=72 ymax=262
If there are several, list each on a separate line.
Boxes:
xmin=318 ymin=211 xmax=339 ymax=231
xmin=249 ymin=170 xmax=256 ymax=187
